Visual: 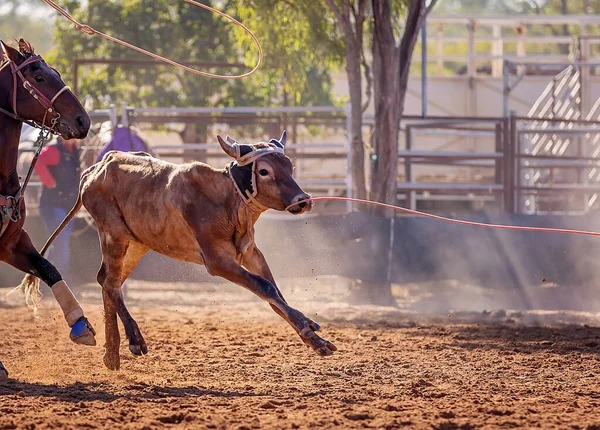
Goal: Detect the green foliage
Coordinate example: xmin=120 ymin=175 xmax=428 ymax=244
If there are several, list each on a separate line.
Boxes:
xmin=0 ymin=1 xmax=53 ymax=56
xmin=48 ymin=0 xmax=241 ymax=108
xmin=45 ymin=0 xmax=341 ymax=109
xmin=224 ymin=0 xmax=345 ymax=106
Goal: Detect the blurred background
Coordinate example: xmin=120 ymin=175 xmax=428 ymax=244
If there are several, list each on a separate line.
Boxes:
xmin=4 ymin=0 xmax=600 ymax=313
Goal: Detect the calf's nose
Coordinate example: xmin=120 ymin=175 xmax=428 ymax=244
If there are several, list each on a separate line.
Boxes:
xmin=290 ymin=193 xmax=313 ymax=212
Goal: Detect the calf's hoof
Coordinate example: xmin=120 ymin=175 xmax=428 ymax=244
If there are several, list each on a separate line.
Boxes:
xmin=300 ymin=320 xmax=337 ymax=356
xmin=0 ymin=362 xmax=8 ymax=380
xmin=128 ymin=342 xmax=148 ymax=356
xmin=103 ymin=349 xmax=120 ymax=371
xmin=70 ymin=317 xmax=97 ymax=346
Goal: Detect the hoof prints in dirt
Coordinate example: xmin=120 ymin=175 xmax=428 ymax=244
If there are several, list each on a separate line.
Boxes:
xmin=4 ymin=303 xmax=600 ymax=428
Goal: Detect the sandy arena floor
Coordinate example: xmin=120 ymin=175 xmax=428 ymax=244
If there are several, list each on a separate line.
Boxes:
xmin=2 ymin=278 xmax=600 ymax=429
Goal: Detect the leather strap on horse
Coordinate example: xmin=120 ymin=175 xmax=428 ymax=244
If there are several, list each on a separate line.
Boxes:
xmin=0 ymin=52 xmax=67 ymax=239
xmin=0 ymin=117 xmax=52 ymax=239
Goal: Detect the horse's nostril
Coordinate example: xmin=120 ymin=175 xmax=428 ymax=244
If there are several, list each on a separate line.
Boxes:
xmin=76 ymin=116 xmax=85 ymax=127
xmin=298 ymin=201 xmax=306 ymax=209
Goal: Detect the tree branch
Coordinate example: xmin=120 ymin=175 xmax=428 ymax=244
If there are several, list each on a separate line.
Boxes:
xmin=342 ymin=0 xmax=350 ymax=25
xmin=398 ymin=0 xmax=425 ymax=72
xmin=323 ymin=0 xmax=354 ymax=40
xmin=426 ymin=0 xmax=439 ymax=16
xmin=361 ymin=53 xmax=372 ymax=113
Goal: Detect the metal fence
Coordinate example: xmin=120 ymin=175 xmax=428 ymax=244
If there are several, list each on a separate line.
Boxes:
xmin=18 ymin=104 xmax=600 ymax=217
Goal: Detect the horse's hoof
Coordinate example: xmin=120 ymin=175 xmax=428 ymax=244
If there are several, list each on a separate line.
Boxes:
xmin=70 ymin=317 xmax=97 ymax=346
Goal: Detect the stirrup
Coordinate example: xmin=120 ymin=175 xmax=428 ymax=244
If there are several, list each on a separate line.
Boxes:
xmin=70 ymin=317 xmax=97 ymax=346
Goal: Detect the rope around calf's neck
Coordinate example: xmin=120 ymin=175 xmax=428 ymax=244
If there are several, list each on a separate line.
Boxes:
xmin=39 ymin=0 xmax=263 ymax=79
xmin=288 ymin=196 xmax=600 ymax=238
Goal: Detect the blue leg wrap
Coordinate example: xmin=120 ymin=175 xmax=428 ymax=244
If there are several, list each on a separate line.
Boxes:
xmin=70 ymin=317 xmax=97 ymax=346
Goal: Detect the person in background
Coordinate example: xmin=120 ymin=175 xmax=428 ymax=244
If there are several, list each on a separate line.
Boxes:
xmin=34 ymin=136 xmax=81 ymax=281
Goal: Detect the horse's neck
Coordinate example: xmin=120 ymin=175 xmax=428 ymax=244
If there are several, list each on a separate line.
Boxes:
xmin=0 ymin=65 xmax=23 ymax=195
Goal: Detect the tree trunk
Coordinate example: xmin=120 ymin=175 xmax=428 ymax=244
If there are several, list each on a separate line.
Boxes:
xmin=370 ymin=0 xmax=401 ymax=215
xmin=346 ymin=40 xmax=367 ymax=200
xmin=322 ymin=0 xmax=368 ymax=201
xmin=363 ymin=0 xmax=434 ymax=306
xmin=181 ymin=122 xmax=207 ymax=163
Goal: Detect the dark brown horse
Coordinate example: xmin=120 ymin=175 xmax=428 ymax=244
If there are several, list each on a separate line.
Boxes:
xmin=0 ymin=40 xmax=96 ymax=380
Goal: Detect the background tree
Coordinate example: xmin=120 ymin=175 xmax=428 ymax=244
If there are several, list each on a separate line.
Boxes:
xmin=228 ymin=1 xmax=344 ymax=108
xmin=48 ymin=0 xmax=340 ymax=111
xmin=1 ymin=0 xmax=53 ymax=55
xmin=322 ymin=0 xmax=370 ymax=201
xmin=49 ymin=0 xmax=238 ymax=108
xmin=370 ymin=0 xmax=437 ymax=208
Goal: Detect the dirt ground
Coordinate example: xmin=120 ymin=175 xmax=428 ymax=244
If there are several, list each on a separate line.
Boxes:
xmin=3 ymin=278 xmax=600 ymax=429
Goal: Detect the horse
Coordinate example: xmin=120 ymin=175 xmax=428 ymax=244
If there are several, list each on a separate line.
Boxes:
xmin=0 ymin=39 xmax=96 ymax=380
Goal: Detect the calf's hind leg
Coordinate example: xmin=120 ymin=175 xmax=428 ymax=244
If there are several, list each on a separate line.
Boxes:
xmin=98 ymin=236 xmax=148 ymax=370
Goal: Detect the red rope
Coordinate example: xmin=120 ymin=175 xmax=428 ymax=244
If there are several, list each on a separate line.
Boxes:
xmin=306 ymin=196 xmax=600 ymax=238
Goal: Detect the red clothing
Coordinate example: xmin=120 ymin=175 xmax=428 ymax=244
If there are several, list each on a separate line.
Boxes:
xmin=34 ymin=145 xmax=77 ymax=188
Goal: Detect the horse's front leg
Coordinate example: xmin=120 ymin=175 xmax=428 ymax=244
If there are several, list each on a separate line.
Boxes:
xmin=5 ymin=230 xmax=96 ymax=346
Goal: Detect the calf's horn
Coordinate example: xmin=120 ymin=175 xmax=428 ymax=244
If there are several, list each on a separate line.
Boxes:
xmin=217 ymin=135 xmax=239 ymax=159
xmin=279 ymin=129 xmax=287 ymax=147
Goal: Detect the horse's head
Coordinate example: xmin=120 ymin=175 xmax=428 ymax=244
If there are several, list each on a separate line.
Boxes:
xmin=218 ymin=130 xmax=313 ymax=214
xmin=0 ymin=39 xmax=90 ymax=139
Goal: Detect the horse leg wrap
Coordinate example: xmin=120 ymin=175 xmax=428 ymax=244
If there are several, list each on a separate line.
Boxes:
xmin=51 ymin=280 xmax=84 ymax=327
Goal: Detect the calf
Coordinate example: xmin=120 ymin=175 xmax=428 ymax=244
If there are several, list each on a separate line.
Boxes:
xmin=25 ymin=131 xmax=337 ymax=370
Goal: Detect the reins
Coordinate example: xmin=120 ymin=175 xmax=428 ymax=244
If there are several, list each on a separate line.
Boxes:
xmin=39 ymin=0 xmax=263 ymax=79
xmin=0 ymin=53 xmax=62 ymax=235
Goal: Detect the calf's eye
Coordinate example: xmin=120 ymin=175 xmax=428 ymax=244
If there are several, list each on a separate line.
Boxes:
xmin=259 ymin=169 xmax=269 ymax=176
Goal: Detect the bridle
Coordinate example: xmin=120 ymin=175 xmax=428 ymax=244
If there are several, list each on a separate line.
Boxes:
xmin=0 ymin=54 xmax=72 ymax=237
xmin=0 ymin=54 xmax=70 ymax=132
xmin=225 ymin=138 xmax=285 ymax=212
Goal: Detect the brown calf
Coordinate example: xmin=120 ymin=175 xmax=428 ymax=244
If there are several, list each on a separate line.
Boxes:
xmin=26 ymin=131 xmax=337 ymax=370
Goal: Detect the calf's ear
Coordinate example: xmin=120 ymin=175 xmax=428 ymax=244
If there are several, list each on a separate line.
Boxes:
xmin=217 ymin=135 xmax=239 ymax=159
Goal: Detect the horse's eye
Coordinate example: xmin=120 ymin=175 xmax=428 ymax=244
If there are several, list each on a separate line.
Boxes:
xmin=35 ymin=75 xmax=44 ymax=83
xmin=259 ymin=169 xmax=269 ymax=176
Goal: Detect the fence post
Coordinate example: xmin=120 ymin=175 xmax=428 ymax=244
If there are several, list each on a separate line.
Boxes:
xmin=503 ymin=60 xmax=510 ymax=118
xmin=120 ymin=102 xmax=129 ymax=127
xmin=510 ymin=113 xmax=517 ymax=214
xmin=345 ymin=102 xmax=353 ymax=212
xmin=495 ymin=121 xmax=503 ymax=210
xmin=406 ymin=126 xmax=416 ymax=210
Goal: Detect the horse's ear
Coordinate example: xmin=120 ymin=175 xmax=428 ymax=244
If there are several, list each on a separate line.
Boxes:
xmin=1 ymin=41 xmax=24 ymax=65
xmin=18 ymin=38 xmax=34 ymax=55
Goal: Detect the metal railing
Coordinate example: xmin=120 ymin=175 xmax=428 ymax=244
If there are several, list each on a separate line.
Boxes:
xmin=422 ymin=15 xmax=600 ymax=77
xmin=122 ymin=105 xmax=353 ymax=211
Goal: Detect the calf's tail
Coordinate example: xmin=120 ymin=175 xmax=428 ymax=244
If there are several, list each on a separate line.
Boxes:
xmin=15 ymin=169 xmax=90 ymax=310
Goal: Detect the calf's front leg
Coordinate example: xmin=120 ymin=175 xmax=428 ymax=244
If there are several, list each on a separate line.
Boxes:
xmin=205 ymin=245 xmax=337 ymax=356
